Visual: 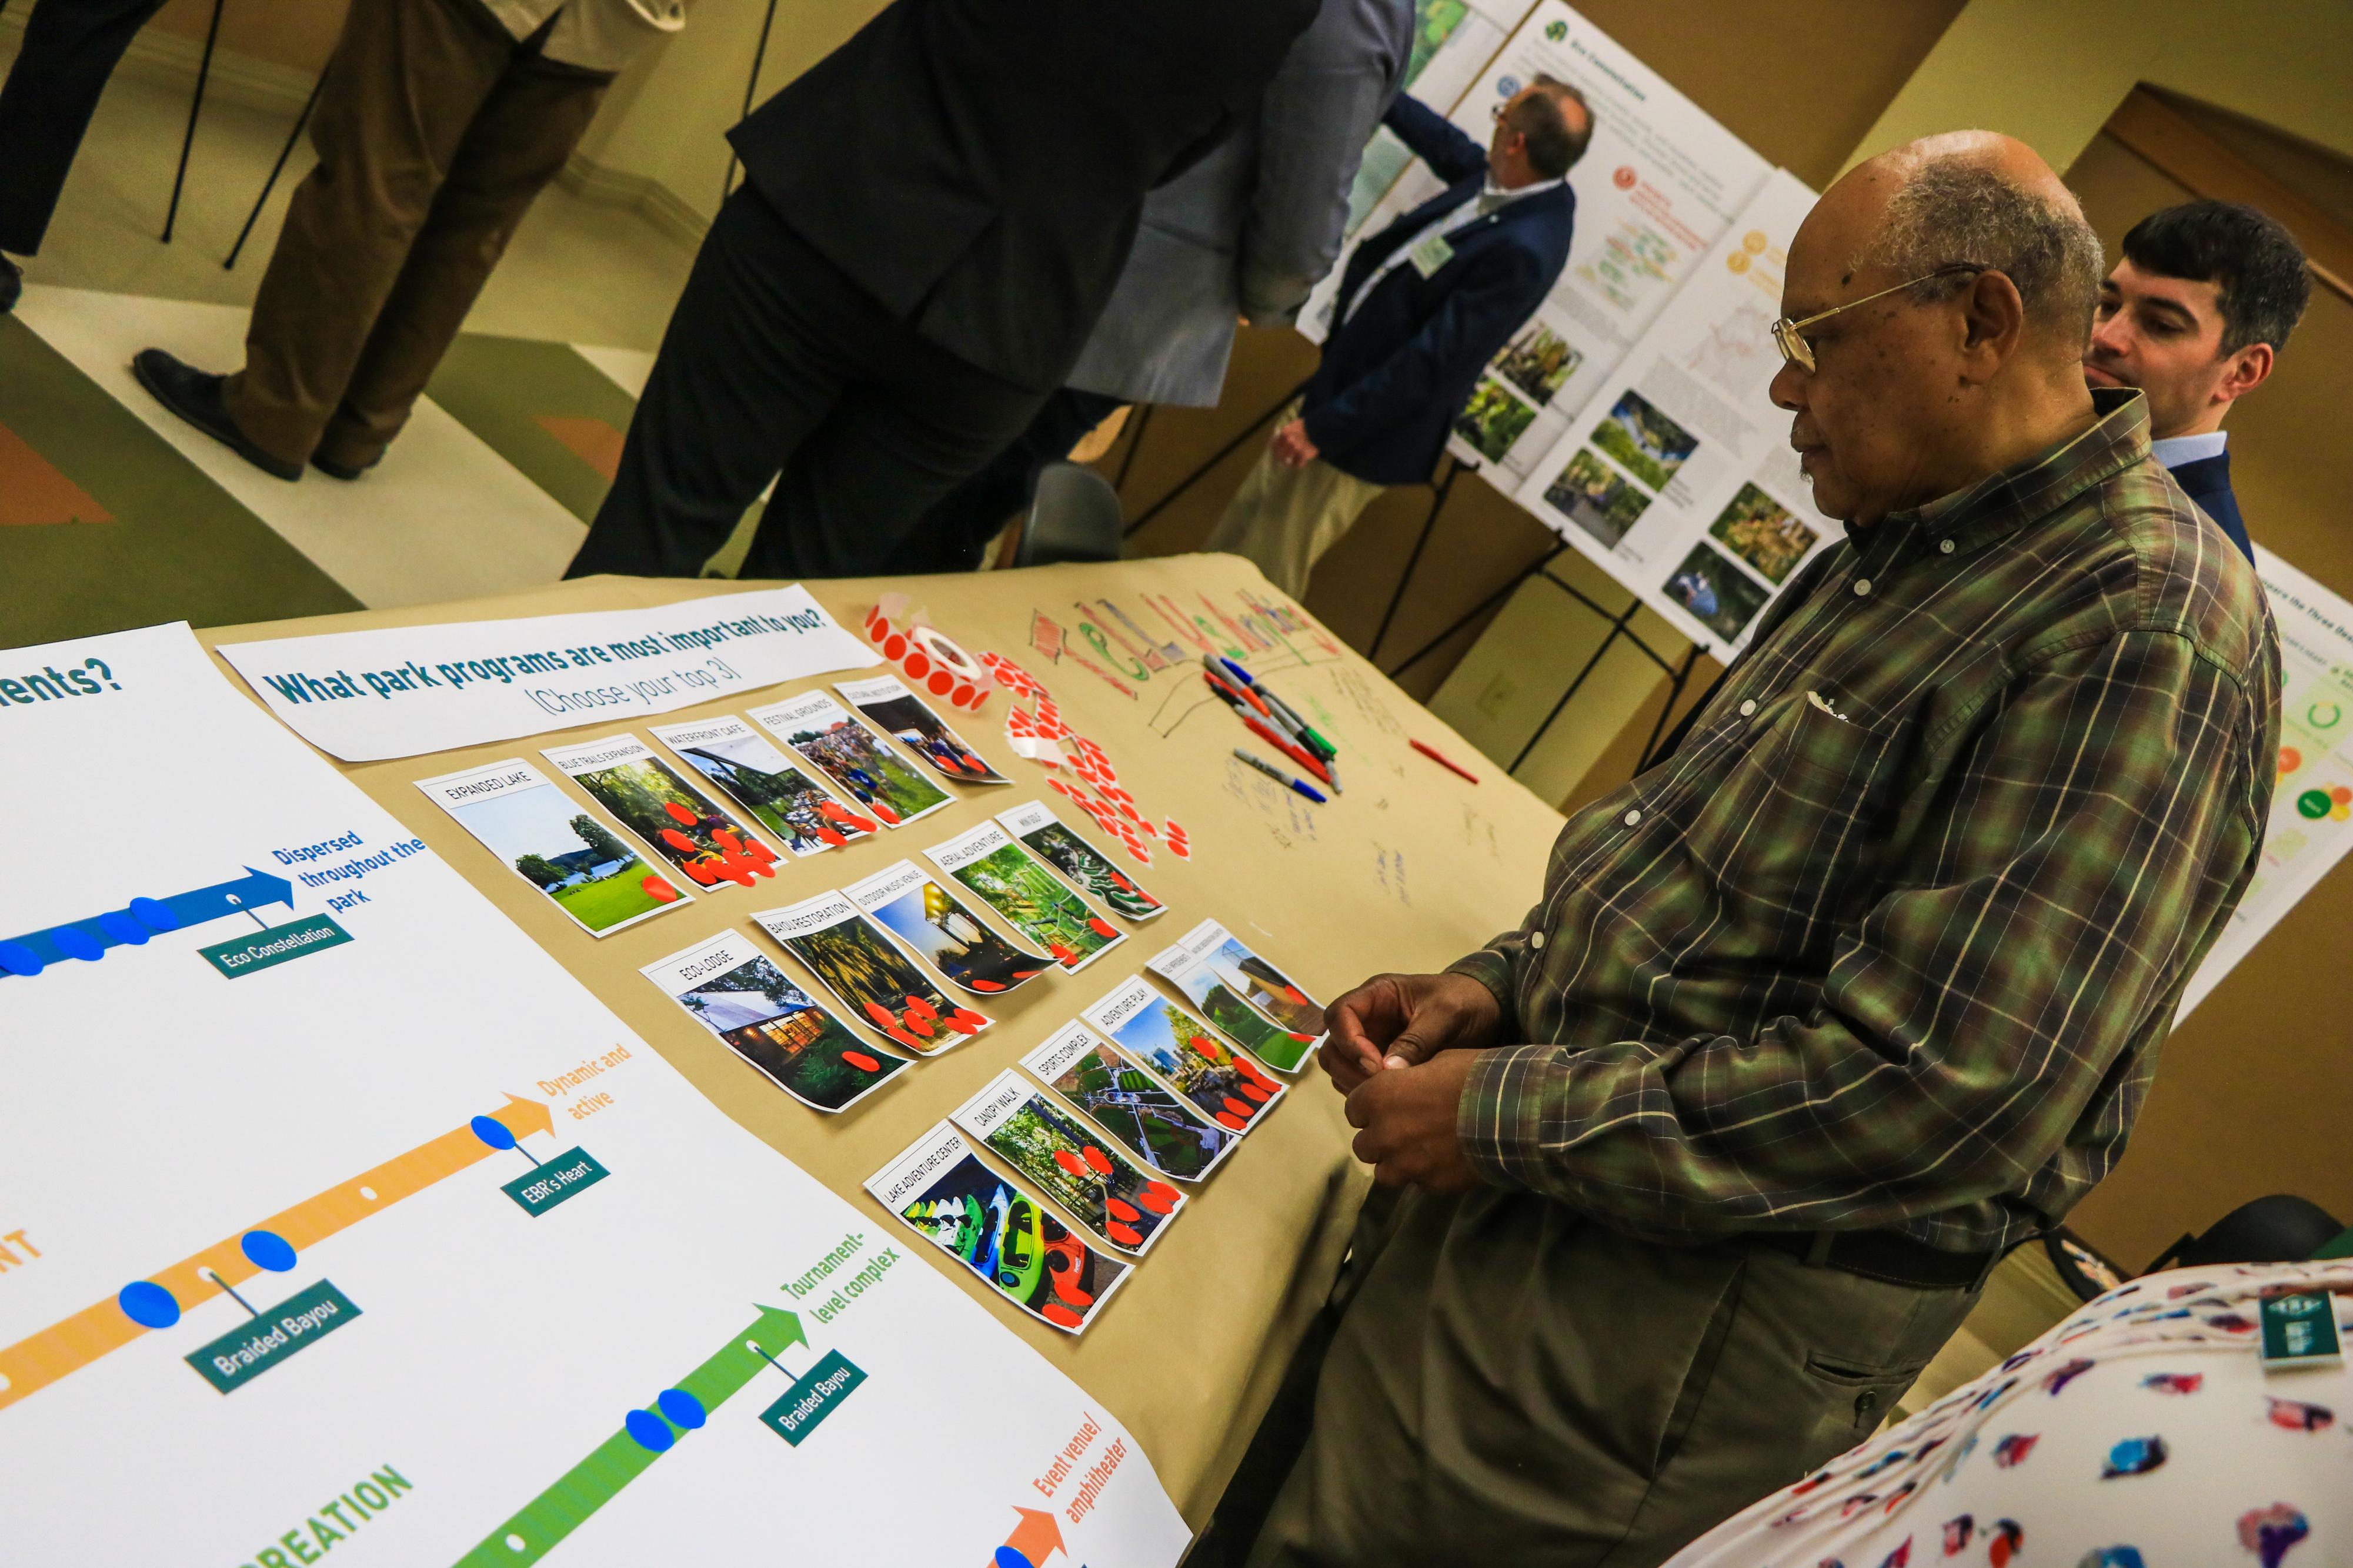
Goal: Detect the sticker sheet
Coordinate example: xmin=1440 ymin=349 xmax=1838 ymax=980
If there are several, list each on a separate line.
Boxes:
xmin=539 ymin=734 xmax=780 ymax=890
xmin=1083 ymin=977 xmax=1285 ymax=1134
xmin=926 ymin=821 xmax=1124 ymax=972
xmin=866 ymin=1123 xmax=1130 ymax=1335
xmin=836 ymin=674 xmax=1010 ymax=786
xmin=752 ymin=891 xmax=992 ymax=1053
xmin=639 ymin=929 xmax=907 ymax=1114
xmin=845 ymin=859 xmax=1053 ymax=995
xmin=997 ymin=798 xmax=1166 ymax=922
xmin=747 ymin=690 xmax=952 ymax=827
xmin=1021 ymin=1022 xmax=1239 ymax=1183
xmin=1146 ymin=920 xmax=1325 ymax=1073
xmin=415 ymin=758 xmax=690 ymax=936
xmin=648 ymin=714 xmax=880 ymax=857
xmin=950 ymin=1071 xmax=1186 ymax=1256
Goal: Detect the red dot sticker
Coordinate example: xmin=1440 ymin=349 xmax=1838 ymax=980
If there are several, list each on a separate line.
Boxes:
xmin=1041 ymin=1303 xmax=1085 ymax=1328
xmin=1106 ymin=1222 xmax=1143 ymax=1248
xmin=1138 ymin=1182 xmax=1179 ymax=1213
xmin=660 ymin=828 xmax=695 ymax=851
xmin=1221 ymin=1097 xmax=1253 ymax=1119
xmin=663 ymin=801 xmax=696 ymax=825
xmin=945 ymin=1010 xmax=987 ymax=1035
xmin=1053 ymin=1149 xmax=1086 ymax=1177
xmin=928 ymin=670 xmax=954 ymax=696
xmin=843 ymin=1051 xmax=881 ymax=1073
xmin=1214 ymin=1111 xmax=1247 ymax=1130
xmin=642 ymin=877 xmax=680 ymax=902
xmin=1239 ymin=1082 xmax=1271 ymax=1103
xmin=1082 ymin=1145 xmax=1113 ymax=1176
xmin=883 ymin=633 xmax=908 ymax=660
xmin=1106 ymin=1198 xmax=1139 ymax=1222
xmin=905 ymin=651 xmax=930 ymax=678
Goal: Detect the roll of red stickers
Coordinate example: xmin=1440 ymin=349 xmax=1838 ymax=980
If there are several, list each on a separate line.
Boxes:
xmin=864 ymin=605 xmax=994 ymax=711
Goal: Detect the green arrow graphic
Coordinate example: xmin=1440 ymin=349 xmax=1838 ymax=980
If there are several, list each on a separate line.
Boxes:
xmin=453 ymin=1305 xmax=807 ymax=1567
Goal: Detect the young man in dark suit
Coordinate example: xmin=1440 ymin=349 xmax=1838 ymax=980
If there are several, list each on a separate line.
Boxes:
xmin=1205 ymin=78 xmax=1588 ymax=596
xmin=565 ymin=0 xmax=1315 ymax=581
xmin=2082 ymin=199 xmax=2310 ymax=562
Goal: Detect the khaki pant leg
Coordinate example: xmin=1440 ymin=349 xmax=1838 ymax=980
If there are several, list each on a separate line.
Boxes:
xmin=317 ymin=51 xmax=610 ymax=467
xmin=1244 ymin=1188 xmax=1978 ymax=1568
xmin=223 ymin=0 xmax=509 ymax=464
xmin=1205 ymin=418 xmax=1385 ymax=599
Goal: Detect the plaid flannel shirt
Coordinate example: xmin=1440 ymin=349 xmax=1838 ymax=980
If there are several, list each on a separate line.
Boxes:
xmin=1452 ymin=390 xmax=2280 ymax=1255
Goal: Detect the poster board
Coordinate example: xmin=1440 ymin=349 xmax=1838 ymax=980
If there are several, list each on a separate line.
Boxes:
xmin=2177 ymin=545 xmax=2353 ymax=1017
xmin=1510 ymin=168 xmax=1831 ymax=657
xmin=1303 ymin=0 xmax=1773 ymax=489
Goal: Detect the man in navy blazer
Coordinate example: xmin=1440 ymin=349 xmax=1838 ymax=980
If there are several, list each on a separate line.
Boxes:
xmin=2083 ymin=199 xmax=2309 ymax=564
xmin=1207 ymin=79 xmax=1590 ymax=596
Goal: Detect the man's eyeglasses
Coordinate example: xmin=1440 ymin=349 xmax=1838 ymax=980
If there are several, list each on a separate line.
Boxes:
xmin=1771 ymin=263 xmax=1988 ymax=374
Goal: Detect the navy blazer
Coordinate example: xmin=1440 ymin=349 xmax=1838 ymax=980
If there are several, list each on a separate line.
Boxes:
xmin=2167 ymin=450 xmax=2254 ymax=563
xmin=1300 ymin=93 xmax=1575 ymax=486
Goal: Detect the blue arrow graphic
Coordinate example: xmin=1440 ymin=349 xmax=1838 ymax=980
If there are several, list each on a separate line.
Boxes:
xmin=0 ymin=868 xmax=296 ymax=978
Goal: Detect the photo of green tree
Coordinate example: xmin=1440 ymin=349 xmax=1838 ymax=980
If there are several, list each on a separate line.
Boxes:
xmin=946 ymin=842 xmax=1122 ymax=971
xmin=569 ymin=753 xmax=779 ymax=890
xmin=1453 ymin=374 xmax=1538 ymax=462
xmin=1544 ymin=445 xmax=1652 ymax=547
xmin=776 ymin=911 xmax=989 ymax=1054
xmin=1706 ymin=482 xmax=1818 ymax=584
xmin=443 ymin=777 xmax=680 ymax=935
xmin=1013 ymin=820 xmax=1164 ymax=921
xmin=678 ymin=952 xmax=906 ymax=1112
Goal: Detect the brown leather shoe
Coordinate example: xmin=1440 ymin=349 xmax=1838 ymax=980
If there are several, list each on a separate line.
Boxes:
xmin=131 ymin=348 xmax=302 ymax=482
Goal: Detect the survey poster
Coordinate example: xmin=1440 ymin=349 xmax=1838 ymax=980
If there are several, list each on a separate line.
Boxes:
xmin=845 ymin=858 xmax=1054 ymax=996
xmin=866 ymin=1124 xmax=1132 ymax=1335
xmin=539 ymin=734 xmax=782 ymax=891
xmin=1515 ymin=169 xmax=1833 ymax=656
xmin=835 ymin=674 xmax=1010 ymax=787
xmin=998 ymin=798 xmax=1167 ymax=922
xmin=415 ymin=758 xmax=690 ymax=937
xmin=927 ymin=821 xmax=1126 ymax=973
xmin=640 ymin=929 xmax=908 ymax=1115
xmin=1146 ymin=921 xmax=1325 ymax=1075
xmin=1022 ymin=1023 xmax=1240 ymax=1183
xmin=747 ymin=688 xmax=952 ymax=828
xmin=1341 ymin=0 xmax=1538 ymax=236
xmin=951 ymin=1071 xmax=1186 ymax=1257
xmin=647 ymin=714 xmax=880 ymax=857
xmin=1084 ymin=978 xmax=1287 ymax=1134
xmin=0 ymin=623 xmax=1189 ymax=1568
xmin=751 ymin=890 xmax=992 ymax=1053
xmin=1306 ymin=2 xmax=1770 ymax=486
xmin=2179 ymin=547 xmax=2353 ymax=1018
xmin=213 ymin=586 xmax=877 ymax=762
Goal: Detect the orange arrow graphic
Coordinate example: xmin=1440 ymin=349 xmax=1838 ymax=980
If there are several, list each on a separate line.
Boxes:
xmin=999 ymin=1505 xmax=1066 ymax=1567
xmin=0 ymin=1094 xmax=552 ymax=1412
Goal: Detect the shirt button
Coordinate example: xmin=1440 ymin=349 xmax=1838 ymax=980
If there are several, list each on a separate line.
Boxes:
xmin=1853 ymin=578 xmax=1873 ymax=597
xmin=1623 ymin=808 xmax=1642 ymax=827
xmin=1939 ymin=539 xmax=1955 ymax=554
xmin=1738 ymin=699 xmax=1757 ymax=717
xmin=1529 ymin=930 xmax=1546 ymax=951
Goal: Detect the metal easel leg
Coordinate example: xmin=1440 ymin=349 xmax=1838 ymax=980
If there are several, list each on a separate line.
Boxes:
xmin=718 ymin=0 xmax=779 ymax=207
xmin=1369 ymin=455 xmax=1469 ymax=662
xmin=222 ymin=71 xmax=322 ymax=270
xmin=1110 ymin=404 xmax=1154 ymax=495
xmin=160 ymin=0 xmax=226 ymax=243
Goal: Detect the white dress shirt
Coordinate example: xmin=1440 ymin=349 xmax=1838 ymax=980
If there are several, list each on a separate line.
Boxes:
xmin=1342 ymin=175 xmax=1565 ymax=325
xmin=2150 ymin=429 xmax=2228 ymax=469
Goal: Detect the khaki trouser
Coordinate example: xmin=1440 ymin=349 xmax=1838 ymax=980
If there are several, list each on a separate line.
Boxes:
xmin=225 ymin=0 xmax=610 ymax=469
xmin=1204 ymin=407 xmax=1386 ymax=599
xmin=1240 ymin=1186 xmax=1980 ymax=1568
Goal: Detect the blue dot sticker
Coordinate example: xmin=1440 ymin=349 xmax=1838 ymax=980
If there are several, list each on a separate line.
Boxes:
xmin=241 ymin=1230 xmax=296 ymax=1272
xmin=129 ymin=897 xmax=181 ymax=934
xmin=656 ymin=1388 xmax=706 ymax=1429
xmin=52 ymin=926 xmax=102 ymax=962
xmin=98 ymin=910 xmax=149 ymax=947
xmin=118 ymin=1281 xmax=181 ymax=1329
xmin=0 ymin=942 xmax=41 ymax=977
xmin=996 ymin=1549 xmax=1037 ymax=1568
xmin=623 ymin=1409 xmax=675 ymax=1453
xmin=469 ymin=1115 xmax=518 ymax=1151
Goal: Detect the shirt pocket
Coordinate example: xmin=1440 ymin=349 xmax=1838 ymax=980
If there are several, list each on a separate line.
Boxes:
xmin=1674 ymin=690 xmax=1898 ymax=948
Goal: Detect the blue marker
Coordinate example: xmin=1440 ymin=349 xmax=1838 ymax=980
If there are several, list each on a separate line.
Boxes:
xmin=1232 ymin=748 xmax=1327 ymax=804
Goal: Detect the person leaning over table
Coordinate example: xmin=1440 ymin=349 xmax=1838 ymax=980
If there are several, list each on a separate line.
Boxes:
xmin=2082 ymin=199 xmax=2312 ymax=564
xmin=1236 ymin=131 xmax=2281 ymax=1568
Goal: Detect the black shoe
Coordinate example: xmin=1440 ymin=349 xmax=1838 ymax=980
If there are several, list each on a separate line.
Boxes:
xmin=1 ymin=256 xmax=21 ymax=314
xmin=131 ymin=348 xmax=302 ymax=480
xmin=312 ymin=449 xmax=382 ymax=482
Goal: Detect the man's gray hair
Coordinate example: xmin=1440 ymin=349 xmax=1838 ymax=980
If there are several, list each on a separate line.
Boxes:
xmin=1862 ymin=157 xmax=2105 ymax=345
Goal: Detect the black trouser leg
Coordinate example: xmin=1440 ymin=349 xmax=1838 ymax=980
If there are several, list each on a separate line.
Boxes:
xmin=0 ymin=0 xmax=171 ymax=254
xmin=893 ymin=386 xmax=1126 ymax=573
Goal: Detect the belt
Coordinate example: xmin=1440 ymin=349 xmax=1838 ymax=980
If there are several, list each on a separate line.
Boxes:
xmin=1753 ymin=1228 xmax=2002 ymax=1291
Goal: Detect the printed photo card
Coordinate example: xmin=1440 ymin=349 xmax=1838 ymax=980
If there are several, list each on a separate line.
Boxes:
xmin=539 ymin=734 xmax=780 ymax=890
xmin=1146 ymin=919 xmax=1324 ymax=1074
xmin=1019 ymin=1022 xmax=1239 ymax=1183
xmin=752 ymin=891 xmax=992 ymax=1054
xmin=845 ymin=859 xmax=1053 ymax=995
xmin=996 ymin=798 xmax=1165 ymax=922
xmin=950 ymin=1069 xmax=1184 ymax=1256
xmin=836 ymin=674 xmax=1009 ymax=786
xmin=640 ymin=930 xmax=906 ymax=1114
xmin=648 ymin=714 xmax=880 ymax=857
xmin=1083 ymin=977 xmax=1286 ymax=1134
xmin=926 ymin=821 xmax=1124 ymax=972
xmin=747 ymin=690 xmax=951 ymax=827
xmin=416 ymin=758 xmax=689 ymax=936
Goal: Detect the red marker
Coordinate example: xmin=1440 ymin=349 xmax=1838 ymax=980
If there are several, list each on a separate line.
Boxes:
xmin=1410 ymin=738 xmax=1480 ymax=784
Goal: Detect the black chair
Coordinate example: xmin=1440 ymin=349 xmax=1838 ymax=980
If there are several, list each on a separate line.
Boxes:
xmin=1012 ymin=461 xmax=1124 ymax=568
xmin=2143 ymin=1194 xmax=2346 ymax=1274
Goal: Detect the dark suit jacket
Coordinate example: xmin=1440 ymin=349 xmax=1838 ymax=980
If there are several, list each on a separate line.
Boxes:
xmin=727 ymin=0 xmax=1315 ymax=391
xmin=1300 ymin=93 xmax=1576 ymax=486
xmin=2167 ymin=450 xmax=2254 ymax=563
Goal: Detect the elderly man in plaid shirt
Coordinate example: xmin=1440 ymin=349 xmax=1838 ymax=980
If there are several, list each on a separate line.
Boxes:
xmin=1233 ymin=132 xmax=2280 ymax=1567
